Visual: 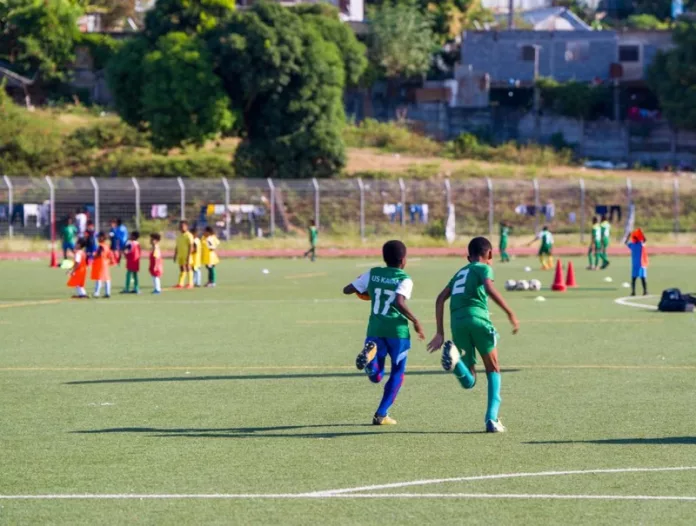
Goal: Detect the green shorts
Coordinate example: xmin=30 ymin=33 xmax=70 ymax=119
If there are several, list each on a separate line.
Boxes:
xmin=451 ymin=317 xmax=498 ymax=368
xmin=538 ymin=245 xmax=552 ymax=256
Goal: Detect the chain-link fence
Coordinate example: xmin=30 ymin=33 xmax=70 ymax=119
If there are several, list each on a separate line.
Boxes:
xmin=0 ymin=175 xmax=693 ymax=241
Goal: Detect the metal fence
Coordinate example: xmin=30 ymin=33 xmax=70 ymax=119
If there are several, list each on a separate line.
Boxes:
xmin=0 ymin=175 xmax=692 ymax=242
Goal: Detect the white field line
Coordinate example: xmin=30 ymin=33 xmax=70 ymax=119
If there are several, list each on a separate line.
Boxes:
xmin=614 ymin=295 xmax=658 ymax=311
xmin=3 ymin=467 xmax=696 ymax=501
xmin=305 ymin=466 xmax=696 ymax=496
xmin=1 ymin=493 xmax=696 ymax=501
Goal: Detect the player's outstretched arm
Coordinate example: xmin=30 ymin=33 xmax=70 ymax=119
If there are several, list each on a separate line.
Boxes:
xmin=394 ymin=294 xmax=425 ymax=341
xmin=342 ymin=284 xmax=358 ymax=295
xmin=484 ymin=279 xmax=519 ymax=334
xmin=427 ymin=286 xmax=451 ymax=352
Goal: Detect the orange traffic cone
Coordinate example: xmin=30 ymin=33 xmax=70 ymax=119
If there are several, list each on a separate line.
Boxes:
xmin=551 ymin=259 xmax=566 ymax=292
xmin=49 ymin=250 xmax=58 ymax=268
xmin=565 ymin=260 xmax=577 ymax=288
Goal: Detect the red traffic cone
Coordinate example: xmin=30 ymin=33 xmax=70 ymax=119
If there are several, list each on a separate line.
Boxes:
xmin=551 ymin=259 xmax=566 ymax=292
xmin=566 ymin=260 xmax=577 ymax=288
xmin=49 ymin=250 xmax=58 ymax=268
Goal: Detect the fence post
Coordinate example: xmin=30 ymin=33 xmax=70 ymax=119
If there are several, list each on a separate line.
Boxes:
xmin=267 ymin=178 xmax=275 ymax=237
xmin=131 ymin=177 xmax=140 ymax=230
xmin=357 ymin=178 xmax=365 ymax=241
xmin=673 ymin=178 xmax=679 ymax=235
xmin=486 ymin=177 xmax=493 ymax=236
xmin=177 ymin=176 xmax=185 ymax=221
xmin=626 ymin=177 xmax=632 ymax=206
xmin=312 ymin=178 xmax=320 ymax=230
xmin=444 ymin=178 xmax=452 ymax=208
xmin=579 ymin=178 xmax=585 ymax=244
xmin=533 ymin=178 xmax=540 ymax=233
xmin=222 ymin=177 xmax=230 ymax=240
xmin=46 ymin=176 xmax=57 ymax=267
xmin=398 ymin=177 xmax=406 ymax=227
xmin=3 ymin=175 xmax=13 ymax=238
xmin=90 ymin=176 xmax=100 ymax=232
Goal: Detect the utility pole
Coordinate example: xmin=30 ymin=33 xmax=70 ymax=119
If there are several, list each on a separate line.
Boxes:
xmin=508 ymin=0 xmax=514 ymax=28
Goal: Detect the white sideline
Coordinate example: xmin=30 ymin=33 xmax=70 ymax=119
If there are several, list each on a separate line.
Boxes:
xmin=3 ymin=467 xmax=696 ymax=501
xmin=614 ymin=295 xmax=658 ymax=311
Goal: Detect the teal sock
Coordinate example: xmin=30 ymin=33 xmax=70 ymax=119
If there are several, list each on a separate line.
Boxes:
xmin=125 ymin=271 xmax=132 ymax=291
xmin=485 ymin=372 xmax=501 ymax=422
xmin=133 ymin=272 xmax=139 ymax=291
xmin=454 ymin=361 xmax=476 ymax=389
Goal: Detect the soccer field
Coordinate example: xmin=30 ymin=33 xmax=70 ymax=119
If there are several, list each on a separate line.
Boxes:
xmin=1 ymin=255 xmax=695 ymax=525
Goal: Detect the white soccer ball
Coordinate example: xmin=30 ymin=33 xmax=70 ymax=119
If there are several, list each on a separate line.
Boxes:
xmin=504 ymin=279 xmax=517 ymax=291
xmin=529 ymin=279 xmax=542 ymax=291
xmin=516 ymin=279 xmax=530 ymax=291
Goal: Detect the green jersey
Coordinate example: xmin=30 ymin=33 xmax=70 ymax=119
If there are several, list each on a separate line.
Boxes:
xmin=592 ymin=225 xmax=601 ymax=246
xmin=499 ymin=225 xmax=510 ymax=248
xmin=352 ymin=267 xmax=413 ymax=339
xmin=309 ymin=226 xmax=317 ymax=246
xmin=62 ymin=224 xmax=77 ymax=244
xmin=538 ymin=230 xmax=553 ymax=250
xmin=600 ymin=221 xmax=610 ymax=242
xmin=448 ymin=262 xmax=494 ymax=323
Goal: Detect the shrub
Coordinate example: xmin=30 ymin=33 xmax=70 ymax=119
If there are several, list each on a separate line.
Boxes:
xmin=75 ymin=153 xmax=235 ymax=178
xmin=344 ymin=119 xmax=442 ymax=156
xmin=66 ymin=122 xmax=150 ymax=151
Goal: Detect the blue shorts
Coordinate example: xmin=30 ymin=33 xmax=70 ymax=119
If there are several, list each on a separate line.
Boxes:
xmin=62 ymin=241 xmax=75 ymax=251
xmin=365 ymin=337 xmax=411 ymax=369
xmin=632 ymin=267 xmax=647 ymax=278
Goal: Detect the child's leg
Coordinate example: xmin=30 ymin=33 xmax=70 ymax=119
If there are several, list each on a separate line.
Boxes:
xmin=153 ymin=276 xmax=161 ymax=292
xmin=641 ymin=277 xmax=647 ymax=295
xmin=124 ymin=271 xmax=132 ymax=291
xmin=547 ymin=254 xmax=554 ymax=269
xmin=375 ymin=339 xmax=409 ymax=417
xmin=631 ymin=276 xmax=637 ymax=296
xmin=177 ymin=265 xmax=186 ymax=286
xmin=594 ymin=250 xmax=600 ymax=268
xmin=105 ymin=280 xmax=111 ymax=297
xmin=186 ymin=265 xmax=193 ymax=286
xmin=133 ymin=272 xmax=139 ymax=292
xmin=210 ymin=265 xmax=217 ymax=285
xmin=94 ymin=281 xmax=102 ymax=296
xmin=481 ymin=350 xmax=502 ymax=423
xmin=194 ymin=268 xmax=201 ymax=286
xmin=311 ymin=246 xmax=316 ymax=262
xmin=365 ymin=340 xmax=387 ymax=383
xmin=77 ymin=286 xmax=86 ymax=297
xmin=587 ymin=247 xmax=594 ymax=268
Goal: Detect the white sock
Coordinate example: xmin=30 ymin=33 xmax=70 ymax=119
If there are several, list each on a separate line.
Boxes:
xmin=153 ymin=277 xmax=161 ymax=292
xmin=78 ymin=287 xmax=86 ymax=296
xmin=194 ymin=269 xmax=201 ymax=286
xmin=94 ymin=282 xmax=101 ymax=296
xmin=105 ymin=281 xmax=111 ymax=297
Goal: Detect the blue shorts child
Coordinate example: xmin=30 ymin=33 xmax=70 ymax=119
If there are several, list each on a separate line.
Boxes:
xmin=362 ymin=337 xmax=410 ymax=417
xmin=632 ymin=267 xmax=647 ymax=279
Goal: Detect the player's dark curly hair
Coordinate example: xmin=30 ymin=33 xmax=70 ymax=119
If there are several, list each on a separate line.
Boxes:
xmin=468 ymin=236 xmax=492 ymax=258
xmin=383 ymin=240 xmax=407 ymax=267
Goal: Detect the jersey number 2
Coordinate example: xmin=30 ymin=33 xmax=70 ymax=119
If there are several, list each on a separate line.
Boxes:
xmin=373 ymin=288 xmax=396 ymax=315
xmin=451 ymin=269 xmax=470 ymax=295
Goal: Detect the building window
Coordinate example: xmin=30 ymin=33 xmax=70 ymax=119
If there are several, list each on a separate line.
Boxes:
xmin=565 ymin=41 xmax=589 ymax=62
xmin=619 ymin=45 xmax=640 ymax=63
xmin=521 ymin=45 xmax=536 ymax=62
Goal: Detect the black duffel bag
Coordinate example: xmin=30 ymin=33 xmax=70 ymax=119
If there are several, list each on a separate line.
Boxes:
xmin=658 ymin=288 xmax=696 ymax=312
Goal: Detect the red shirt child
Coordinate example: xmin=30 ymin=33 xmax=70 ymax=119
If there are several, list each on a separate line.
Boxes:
xmin=122 ymin=233 xmax=142 ymax=294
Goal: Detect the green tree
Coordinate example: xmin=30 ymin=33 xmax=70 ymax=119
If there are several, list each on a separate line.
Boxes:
xmin=208 ymin=2 xmax=347 ymax=177
xmin=144 ymin=0 xmax=235 ymax=41
xmin=648 ymin=19 xmax=696 ymax=131
xmin=0 ymin=0 xmax=82 ymax=81
xmin=141 ymin=32 xmax=234 ymax=150
xmin=626 ymin=13 xmax=669 ymax=30
xmin=368 ymin=0 xmax=436 ymax=80
xmin=107 ymin=36 xmax=149 ymax=127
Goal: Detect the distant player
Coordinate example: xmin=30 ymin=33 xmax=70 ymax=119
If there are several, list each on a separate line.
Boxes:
xmin=342 ymin=240 xmax=425 ymax=425
xmin=173 ymin=220 xmax=194 ymax=289
xmin=67 ymin=238 xmax=88 ymax=299
xmin=191 ymin=228 xmax=202 ymax=287
xmin=91 ymin=232 xmax=113 ymax=298
xmin=499 ymin=221 xmax=511 ymax=263
xmin=109 ymin=218 xmax=120 ymax=263
xmin=427 ymin=236 xmax=519 ymax=433
xmin=84 ymin=221 xmax=97 ymax=263
xmin=626 ymin=228 xmax=648 ymax=296
xmin=149 ymin=233 xmax=163 ymax=294
xmin=304 ymin=220 xmax=318 ymax=262
xmin=61 ymin=216 xmax=77 ymax=260
xmin=528 ymin=225 xmax=554 ymax=270
xmin=201 ymin=226 xmax=220 ymax=287
xmin=599 ymin=214 xmax=611 ymax=269
xmin=587 ymin=216 xmax=601 ymax=270
xmin=122 ymin=231 xmax=142 ymax=294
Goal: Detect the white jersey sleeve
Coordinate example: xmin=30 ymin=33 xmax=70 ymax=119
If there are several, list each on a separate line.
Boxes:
xmin=395 ymin=278 xmax=413 ymax=299
xmin=351 ymin=271 xmax=371 ymax=294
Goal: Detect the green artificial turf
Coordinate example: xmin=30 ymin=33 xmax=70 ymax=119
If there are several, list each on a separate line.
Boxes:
xmin=1 ymin=255 xmax=695 ymax=525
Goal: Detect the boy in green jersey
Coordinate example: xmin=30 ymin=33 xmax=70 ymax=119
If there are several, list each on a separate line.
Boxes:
xmin=343 ymin=240 xmax=425 ymax=425
xmin=499 ymin=222 xmax=511 ymax=263
xmin=303 ymin=220 xmax=318 ymax=262
xmin=599 ymin=214 xmax=611 ymax=269
xmin=587 ymin=216 xmax=601 ymax=270
xmin=427 ymin=237 xmax=519 ymax=433
xmin=528 ymin=225 xmax=554 ymax=270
